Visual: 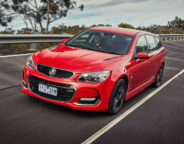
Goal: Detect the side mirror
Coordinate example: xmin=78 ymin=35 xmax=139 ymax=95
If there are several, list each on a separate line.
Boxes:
xmin=135 ymin=52 xmax=149 ymax=59
xmin=61 ymin=39 xmax=68 ymax=43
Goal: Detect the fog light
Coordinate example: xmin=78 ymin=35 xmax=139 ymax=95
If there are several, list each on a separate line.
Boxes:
xmin=80 ymin=97 xmax=97 ymax=101
xmin=77 ymin=97 xmax=99 ymax=105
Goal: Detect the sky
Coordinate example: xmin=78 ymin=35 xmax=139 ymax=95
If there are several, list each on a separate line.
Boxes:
xmin=1 ymin=0 xmax=184 ymax=31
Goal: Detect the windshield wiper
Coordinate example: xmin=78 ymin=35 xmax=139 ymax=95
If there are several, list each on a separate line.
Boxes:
xmin=94 ymin=49 xmax=121 ymax=55
xmin=105 ymin=51 xmax=122 ymax=55
xmin=66 ymin=43 xmax=93 ymax=50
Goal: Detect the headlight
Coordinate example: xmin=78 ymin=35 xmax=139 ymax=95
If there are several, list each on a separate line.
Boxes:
xmin=78 ymin=70 xmax=110 ymax=83
xmin=26 ymin=55 xmax=34 ymax=69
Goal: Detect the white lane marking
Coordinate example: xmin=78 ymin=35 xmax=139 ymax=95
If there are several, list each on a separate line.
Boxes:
xmin=82 ymin=69 xmax=184 ymax=144
xmin=0 ymin=53 xmax=33 ymax=58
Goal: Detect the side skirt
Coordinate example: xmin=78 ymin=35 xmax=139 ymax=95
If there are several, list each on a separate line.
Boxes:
xmin=125 ymin=76 xmax=155 ymax=100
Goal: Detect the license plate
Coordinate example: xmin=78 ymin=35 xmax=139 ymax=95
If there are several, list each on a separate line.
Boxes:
xmin=38 ymin=83 xmax=58 ymax=96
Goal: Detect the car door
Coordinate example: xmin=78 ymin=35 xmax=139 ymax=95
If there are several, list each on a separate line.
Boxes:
xmin=130 ymin=35 xmax=152 ymax=90
xmin=145 ymin=35 xmax=162 ymax=76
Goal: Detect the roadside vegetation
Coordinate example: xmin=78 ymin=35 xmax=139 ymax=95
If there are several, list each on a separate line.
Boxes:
xmin=1 ymin=16 xmax=184 ymax=54
xmin=0 ymin=0 xmax=183 ymax=55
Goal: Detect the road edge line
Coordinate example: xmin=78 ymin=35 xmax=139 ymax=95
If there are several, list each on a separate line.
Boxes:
xmin=81 ymin=69 xmax=184 ymax=144
xmin=0 ymin=53 xmax=33 ymax=58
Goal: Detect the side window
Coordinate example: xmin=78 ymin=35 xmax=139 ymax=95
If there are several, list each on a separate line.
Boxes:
xmin=154 ymin=36 xmax=162 ymax=49
xmin=135 ymin=35 xmax=148 ymax=53
xmin=74 ymin=31 xmax=91 ymax=43
xmin=145 ymin=35 xmax=157 ymax=51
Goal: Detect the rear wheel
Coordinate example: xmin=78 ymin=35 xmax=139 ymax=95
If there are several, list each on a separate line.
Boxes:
xmin=153 ymin=64 xmax=164 ymax=87
xmin=108 ymin=79 xmax=126 ymax=115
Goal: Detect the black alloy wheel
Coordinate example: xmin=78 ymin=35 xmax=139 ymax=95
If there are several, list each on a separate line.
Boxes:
xmin=108 ymin=79 xmax=126 ymax=115
xmin=153 ymin=64 xmax=164 ymax=87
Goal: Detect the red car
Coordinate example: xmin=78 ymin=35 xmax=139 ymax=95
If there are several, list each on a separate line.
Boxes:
xmin=21 ymin=27 xmax=166 ymax=114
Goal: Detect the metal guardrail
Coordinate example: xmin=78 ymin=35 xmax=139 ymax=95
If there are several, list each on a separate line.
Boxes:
xmin=0 ymin=34 xmax=184 ymax=44
xmin=0 ymin=34 xmax=73 ymax=44
xmin=158 ymin=34 xmax=184 ymax=41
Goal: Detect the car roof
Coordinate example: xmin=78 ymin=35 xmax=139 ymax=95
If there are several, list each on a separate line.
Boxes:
xmin=89 ymin=27 xmax=145 ymax=36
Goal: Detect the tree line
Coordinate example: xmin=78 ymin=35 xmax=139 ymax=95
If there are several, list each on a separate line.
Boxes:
xmin=1 ymin=16 xmax=184 ymax=35
xmin=0 ymin=1 xmax=184 ymax=34
xmin=53 ymin=16 xmax=184 ymax=34
xmin=0 ymin=0 xmax=183 ymax=55
xmin=0 ymin=16 xmax=184 ymax=55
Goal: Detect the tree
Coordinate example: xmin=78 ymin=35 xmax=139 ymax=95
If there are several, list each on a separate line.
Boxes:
xmin=0 ymin=0 xmax=84 ymax=33
xmin=17 ymin=28 xmax=37 ymax=34
xmin=90 ymin=24 xmax=112 ymax=27
xmin=51 ymin=24 xmax=86 ymax=34
xmin=0 ymin=28 xmax=15 ymax=34
xmin=0 ymin=2 xmax=13 ymax=26
xmin=118 ymin=23 xmax=135 ymax=29
xmin=168 ymin=16 xmax=184 ymax=30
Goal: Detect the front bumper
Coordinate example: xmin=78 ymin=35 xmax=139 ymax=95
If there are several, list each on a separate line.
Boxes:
xmin=21 ymin=65 xmax=113 ymax=111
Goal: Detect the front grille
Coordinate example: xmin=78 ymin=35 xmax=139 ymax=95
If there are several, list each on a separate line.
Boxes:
xmin=28 ymin=75 xmax=75 ymax=102
xmin=37 ymin=64 xmax=74 ymax=78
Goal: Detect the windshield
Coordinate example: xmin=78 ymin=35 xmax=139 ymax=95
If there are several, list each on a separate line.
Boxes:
xmin=65 ymin=30 xmax=134 ymax=55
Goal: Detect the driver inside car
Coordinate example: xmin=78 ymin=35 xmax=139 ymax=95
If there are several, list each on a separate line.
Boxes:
xmin=92 ymin=33 xmax=103 ymax=49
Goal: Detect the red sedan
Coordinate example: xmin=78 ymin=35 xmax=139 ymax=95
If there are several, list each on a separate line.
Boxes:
xmin=21 ymin=27 xmax=166 ymax=114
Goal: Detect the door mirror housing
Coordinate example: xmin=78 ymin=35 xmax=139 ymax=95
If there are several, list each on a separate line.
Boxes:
xmin=135 ymin=52 xmax=149 ymax=59
xmin=61 ymin=39 xmax=68 ymax=43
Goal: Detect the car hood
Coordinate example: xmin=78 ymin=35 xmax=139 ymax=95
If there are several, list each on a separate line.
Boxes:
xmin=34 ymin=44 xmax=124 ymax=73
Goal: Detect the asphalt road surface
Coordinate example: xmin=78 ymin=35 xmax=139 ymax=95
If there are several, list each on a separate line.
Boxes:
xmin=0 ymin=40 xmax=184 ymax=144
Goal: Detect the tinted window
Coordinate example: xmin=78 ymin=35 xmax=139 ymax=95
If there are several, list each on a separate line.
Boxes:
xmin=135 ymin=36 xmax=148 ymax=53
xmin=145 ymin=35 xmax=157 ymax=50
xmin=154 ymin=36 xmax=162 ymax=49
xmin=70 ymin=31 xmax=91 ymax=43
xmin=65 ymin=30 xmax=134 ymax=55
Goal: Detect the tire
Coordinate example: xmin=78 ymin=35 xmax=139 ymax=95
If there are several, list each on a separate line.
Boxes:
xmin=108 ymin=79 xmax=126 ymax=115
xmin=153 ymin=64 xmax=164 ymax=87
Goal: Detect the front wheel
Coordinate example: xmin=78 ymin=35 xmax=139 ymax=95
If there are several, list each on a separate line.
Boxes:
xmin=108 ymin=79 xmax=126 ymax=115
xmin=153 ymin=64 xmax=164 ymax=87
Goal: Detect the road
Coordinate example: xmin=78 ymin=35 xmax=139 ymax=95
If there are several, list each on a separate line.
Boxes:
xmin=0 ymin=40 xmax=184 ymax=144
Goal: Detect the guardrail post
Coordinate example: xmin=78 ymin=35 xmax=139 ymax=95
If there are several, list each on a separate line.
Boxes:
xmin=30 ymin=43 xmax=38 ymax=51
